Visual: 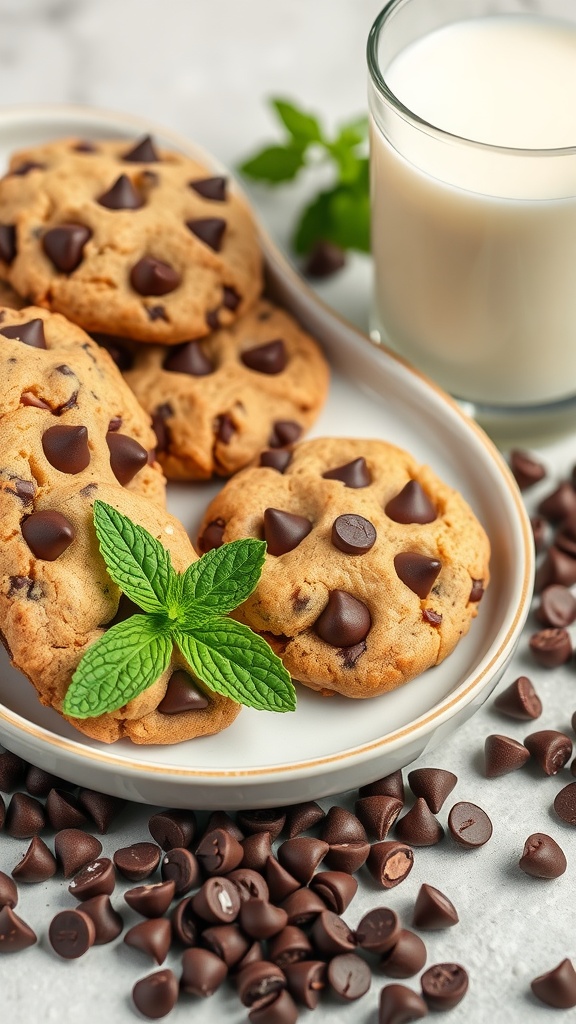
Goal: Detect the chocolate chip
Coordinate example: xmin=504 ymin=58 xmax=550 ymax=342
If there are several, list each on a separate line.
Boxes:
xmin=360 ymin=771 xmax=405 ymax=803
xmin=240 ymin=899 xmax=289 ymax=940
xmin=448 ymin=801 xmax=492 ymax=848
xmin=198 ymin=518 xmax=225 ymax=554
xmin=321 ymin=806 xmax=367 ymax=845
xmin=132 ymin=969 xmax=179 ymax=1019
xmin=5 ymin=792 xmax=45 ymax=838
xmin=171 ymin=895 xmax=198 ymax=947
xmin=283 ymin=801 xmax=324 ymax=839
xmin=535 ymin=545 xmax=576 ymax=591
xmin=181 ymin=947 xmax=228 ymax=996
xmin=147 ymin=305 xmax=167 ymax=321
xmin=68 ymin=858 xmax=115 ymax=901
xmin=315 ymin=590 xmax=371 ymax=647
xmin=311 ymin=909 xmax=357 ymax=957
xmin=46 ymin=788 xmax=87 ymax=830
xmin=509 ymin=449 xmax=546 ymax=490
xmin=395 ymin=798 xmax=444 ymax=846
xmin=123 ymin=135 xmax=159 ymax=162
xmin=322 ymin=457 xmax=371 ymax=488
xmin=237 ymin=959 xmax=287 ymax=1008
xmin=407 ymin=768 xmax=456 ymax=813
xmin=186 ymin=216 xmax=226 ymax=252
xmin=163 ymin=341 xmax=213 ymax=375
xmin=366 ymin=841 xmax=414 ymax=888
xmin=49 ymin=908 xmax=95 ymax=959
xmin=327 ymin=952 xmax=371 ymax=1001
xmin=249 ymin=989 xmax=298 ymax=1024
xmin=422 ymin=962 xmax=469 ymax=1010
xmin=493 ymin=675 xmax=542 ymax=720
xmin=7 ymin=575 xmax=42 ymax=601
xmin=283 ymin=959 xmax=325 ymax=1007
xmin=241 ymin=339 xmax=287 ymax=374
xmin=42 ymin=424 xmax=90 ymax=475
xmin=73 ymin=140 xmax=97 ymax=153
xmin=97 ymin=173 xmax=143 ymax=210
xmin=161 ymin=847 xmax=200 ymax=896
xmin=356 ymin=907 xmax=400 ymax=953
xmin=125 ymin=880 xmax=175 ymax=919
xmin=380 ymin=929 xmax=427 ymax=978
xmin=469 ymin=578 xmax=485 ymax=602
xmin=331 ymin=513 xmax=377 ymax=554
xmin=537 ymin=584 xmax=576 ymax=627
xmin=268 ymin=420 xmax=302 ymax=448
xmin=189 ymin=176 xmax=227 ymax=201
xmin=310 ymin=871 xmax=358 ymax=914
xmin=519 ymin=832 xmax=567 ymax=879
xmin=11 ymin=836 xmax=56 ymax=883
xmin=76 ymin=789 xmax=125 ymax=834
xmin=196 ymin=828 xmax=243 ymax=875
xmin=0 ymin=224 xmax=16 ymax=264
xmin=21 ymin=510 xmax=75 ymax=560
xmin=148 ymin=809 xmax=196 ymax=851
xmin=80 ymin=894 xmax=123 ymax=944
xmin=157 ymin=669 xmax=209 ymax=713
xmin=266 ymin=857 xmax=301 ymax=904
xmin=529 ymin=627 xmax=572 ymax=667
xmin=240 ymin=833 xmax=273 ymax=874
xmin=323 ymin=841 xmax=370 ymax=874
xmin=260 ymin=449 xmax=293 ymax=472
xmin=130 ymin=256 xmax=181 ymax=296
xmin=555 ymin=516 xmax=576 ymax=556
xmin=24 ymin=765 xmax=68 ymax=798
xmin=0 ymin=750 xmax=27 ymax=791
xmin=114 ymin=842 xmax=161 ymax=881
xmin=264 ymin=507 xmax=312 ymax=555
xmin=42 ymin=223 xmax=92 ymax=273
xmin=11 ymin=479 xmax=36 ymax=506
xmin=304 ymin=240 xmax=346 ymax=278
xmin=412 ymin=883 xmax=458 ymax=931
xmin=539 ymin=482 xmax=576 ymax=521
xmin=379 ymin=983 xmax=428 ymax=1023
xmin=11 ymin=160 xmax=44 ymax=176
xmin=202 ymin=922 xmax=249 ymax=967
xmin=0 ymin=905 xmax=36 ymax=952
xmin=0 ymin=318 xmax=47 ymax=348
xmin=238 ymin=809 xmax=286 ymax=841
xmin=124 ymin=917 xmax=171 ymax=965
xmin=531 ymin=959 xmax=576 ymax=1008
xmin=106 ymin=431 xmax=147 ymax=485
xmin=354 ymin=796 xmax=402 ymax=841
xmin=422 ymin=608 xmax=442 ymax=626
xmin=554 ymin=782 xmax=576 ymax=825
xmin=216 ymin=412 xmax=235 ymax=443
xmin=277 ymin=838 xmax=329 ymax=885
xmin=279 ymin=887 xmax=327 ymax=926
xmin=227 ymin=868 xmax=269 ymax=904
xmin=385 ymin=480 xmax=436 ymax=524
xmin=0 ymin=872 xmax=18 ymax=910
xmin=394 ymin=552 xmax=441 ymax=599
xmin=484 ymin=734 xmax=531 ymax=777
xmin=524 ymin=729 xmax=572 ymax=775
xmin=531 ymin=515 xmax=548 ymax=553
xmin=54 ymin=829 xmax=102 ymax=878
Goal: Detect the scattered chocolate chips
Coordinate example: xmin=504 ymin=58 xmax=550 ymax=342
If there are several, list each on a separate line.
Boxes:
xmin=0 ymin=906 xmax=36 ymax=953
xmin=380 ymin=929 xmax=427 ymax=978
xmin=263 ymin=507 xmax=312 ymax=555
xmin=366 ymin=841 xmax=414 ymax=888
xmin=529 ymin=627 xmax=573 ymax=667
xmin=448 ymin=801 xmax=492 ymax=848
xmin=322 ymin=457 xmax=371 ymax=488
xmin=241 ymin=832 xmax=273 ymax=874
xmin=42 ymin=223 xmax=92 ymax=273
xmin=114 ymin=842 xmax=161 ymax=881
xmin=554 ymin=782 xmax=576 ymax=825
xmin=269 ymin=420 xmax=302 ymax=448
xmin=186 ymin=216 xmax=227 ymax=251
xmin=0 ymin=872 xmax=18 ymax=910
xmin=484 ymin=734 xmax=531 ymax=778
xmin=283 ymin=958 xmax=325 ymax=1007
xmin=46 ymin=788 xmax=87 ymax=830
xmin=5 ymin=792 xmax=46 ymax=838
xmin=315 ymin=590 xmax=371 ymax=647
xmin=379 ymin=984 xmax=428 ymax=1024
xmin=535 ymin=545 xmax=576 ymax=591
xmin=260 ymin=449 xmax=292 ymax=472
xmin=284 ymin=800 xmax=325 ymax=839
xmin=0 ymin=223 xmax=16 ymax=264
xmin=249 ymin=990 xmax=298 ymax=1024
xmin=54 ymin=829 xmax=103 ymax=878
xmin=328 ymin=952 xmax=371 ymax=1000
xmin=304 ymin=240 xmax=346 ymax=278
xmin=181 ymin=946 xmax=228 ymax=996
xmin=241 ymin=339 xmax=287 ymax=374
xmin=509 ymin=449 xmax=546 ymax=490
xmin=240 ymin=899 xmax=288 ymax=940
xmin=80 ymin=894 xmax=123 ymax=944
xmin=421 ymin=962 xmax=469 ymax=1010
xmin=538 ymin=481 xmax=576 ymax=522
xmin=524 ymin=729 xmax=572 ymax=775
xmin=125 ymin=880 xmax=175 ymax=919
xmin=394 ymin=552 xmax=441 ymax=599
xmin=276 ymin=837 xmax=328 ymax=885
xmin=493 ymin=676 xmax=542 ymax=720
xmin=130 ymin=256 xmax=181 ymax=296
xmin=0 ymin=750 xmax=27 ymax=791
xmin=236 ymin=958 xmax=287 ymax=1007
xmin=11 ymin=836 xmax=56 ymax=883
xmin=124 ymin=917 xmax=172 ymax=965
xmin=531 ymin=515 xmax=548 ymax=553
xmin=394 ymin=798 xmax=444 ymax=846
xmin=537 ymin=584 xmax=576 ymax=627
xmin=385 ymin=480 xmax=436 ymax=524
xmin=412 ymin=883 xmax=458 ymax=930
xmin=531 ymin=959 xmax=576 ymax=1008
xmin=407 ymin=767 xmax=456 ymax=813
xmin=279 ymin=888 xmax=327 ymax=926
xmin=68 ymin=857 xmax=115 ymax=901
xmin=321 ymin=805 xmax=367 ymax=845
xmin=76 ymin=789 xmax=125 ymax=833
xmin=310 ymin=909 xmax=356 ymax=956
xmin=196 ymin=828 xmax=243 ymax=875
xmin=24 ymin=765 xmax=68 ymax=798
xmin=49 ymin=908 xmax=95 ymax=959
xmin=132 ymin=968 xmax=179 ymax=1020
xmin=21 ymin=510 xmax=75 ymax=560
xmin=123 ymin=135 xmax=159 ymax=163
xmin=238 ymin=809 xmax=286 ymax=842
xmin=360 ymin=771 xmax=405 ymax=803
xmin=331 ymin=513 xmax=377 ymax=554
xmin=163 ymin=340 xmax=213 ymax=375
xmin=324 ymin=841 xmax=370 ymax=875
xmin=354 ymin=795 xmax=402 ymax=840
xmin=189 ymin=176 xmax=227 ymax=201
xmin=148 ymin=809 xmax=196 ymax=851
xmin=310 ymin=871 xmax=358 ymax=915
xmin=356 ymin=907 xmax=400 ymax=953
xmin=161 ymin=847 xmax=200 ymax=896
xmin=227 ymin=868 xmax=268 ymax=904
xmin=0 ymin=318 xmax=47 ymax=349
xmin=519 ymin=833 xmax=567 ymax=879
xmin=266 ymin=858 xmax=302 ymax=904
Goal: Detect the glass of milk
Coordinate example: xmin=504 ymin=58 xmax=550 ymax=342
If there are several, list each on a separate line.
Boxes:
xmin=368 ymin=0 xmax=576 ymax=437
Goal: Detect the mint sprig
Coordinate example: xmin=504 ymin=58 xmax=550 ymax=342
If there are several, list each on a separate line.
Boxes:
xmin=238 ymin=98 xmax=369 ymax=255
xmin=63 ymin=500 xmax=296 ymax=720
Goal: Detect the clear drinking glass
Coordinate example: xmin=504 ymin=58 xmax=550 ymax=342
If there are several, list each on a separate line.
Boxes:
xmin=367 ymin=0 xmax=576 ymax=438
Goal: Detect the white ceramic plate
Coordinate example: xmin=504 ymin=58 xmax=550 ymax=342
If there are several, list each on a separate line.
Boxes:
xmin=0 ymin=105 xmax=533 ymax=808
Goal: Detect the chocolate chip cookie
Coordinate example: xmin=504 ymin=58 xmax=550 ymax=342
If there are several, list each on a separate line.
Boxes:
xmin=0 ymin=135 xmax=262 ymax=343
xmin=197 ymin=437 xmax=490 ymax=698
xmin=0 ymin=306 xmax=240 ymax=743
xmin=116 ymin=298 xmax=329 ymax=479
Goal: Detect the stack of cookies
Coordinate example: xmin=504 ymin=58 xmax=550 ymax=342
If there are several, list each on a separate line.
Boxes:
xmin=0 ymin=132 xmax=490 ymax=745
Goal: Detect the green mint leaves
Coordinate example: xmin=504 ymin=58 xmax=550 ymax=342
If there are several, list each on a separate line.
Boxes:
xmin=239 ymin=98 xmax=369 ymax=255
xmin=63 ymin=500 xmax=296 ymax=720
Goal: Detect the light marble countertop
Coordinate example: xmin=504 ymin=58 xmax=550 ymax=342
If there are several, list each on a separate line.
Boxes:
xmin=1 ymin=2 xmax=575 ymax=1022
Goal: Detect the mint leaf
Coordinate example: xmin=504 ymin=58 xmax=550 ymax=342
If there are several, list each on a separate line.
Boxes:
xmin=271 ymin=99 xmax=322 ymax=143
xmin=293 ymin=191 xmax=333 ymax=254
xmin=180 ymin=539 xmax=266 ymax=615
xmin=175 ymin=619 xmax=296 ymax=712
xmin=335 ymin=115 xmax=369 ymax=149
xmin=93 ymin=500 xmax=173 ymax=614
xmin=63 ymin=616 xmax=172 ymax=719
xmin=239 ymin=143 xmax=306 ymax=183
xmin=294 ymin=178 xmax=370 ymax=255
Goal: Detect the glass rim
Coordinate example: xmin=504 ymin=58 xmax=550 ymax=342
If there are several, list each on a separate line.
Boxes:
xmin=367 ymin=0 xmax=576 ymax=157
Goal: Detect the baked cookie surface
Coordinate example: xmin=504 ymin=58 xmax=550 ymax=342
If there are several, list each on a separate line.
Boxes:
xmin=0 ymin=306 xmax=240 ymax=743
xmin=118 ymin=297 xmax=330 ymax=479
xmin=0 ymin=136 xmax=262 ymax=343
xmin=198 ymin=437 xmax=491 ymax=698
